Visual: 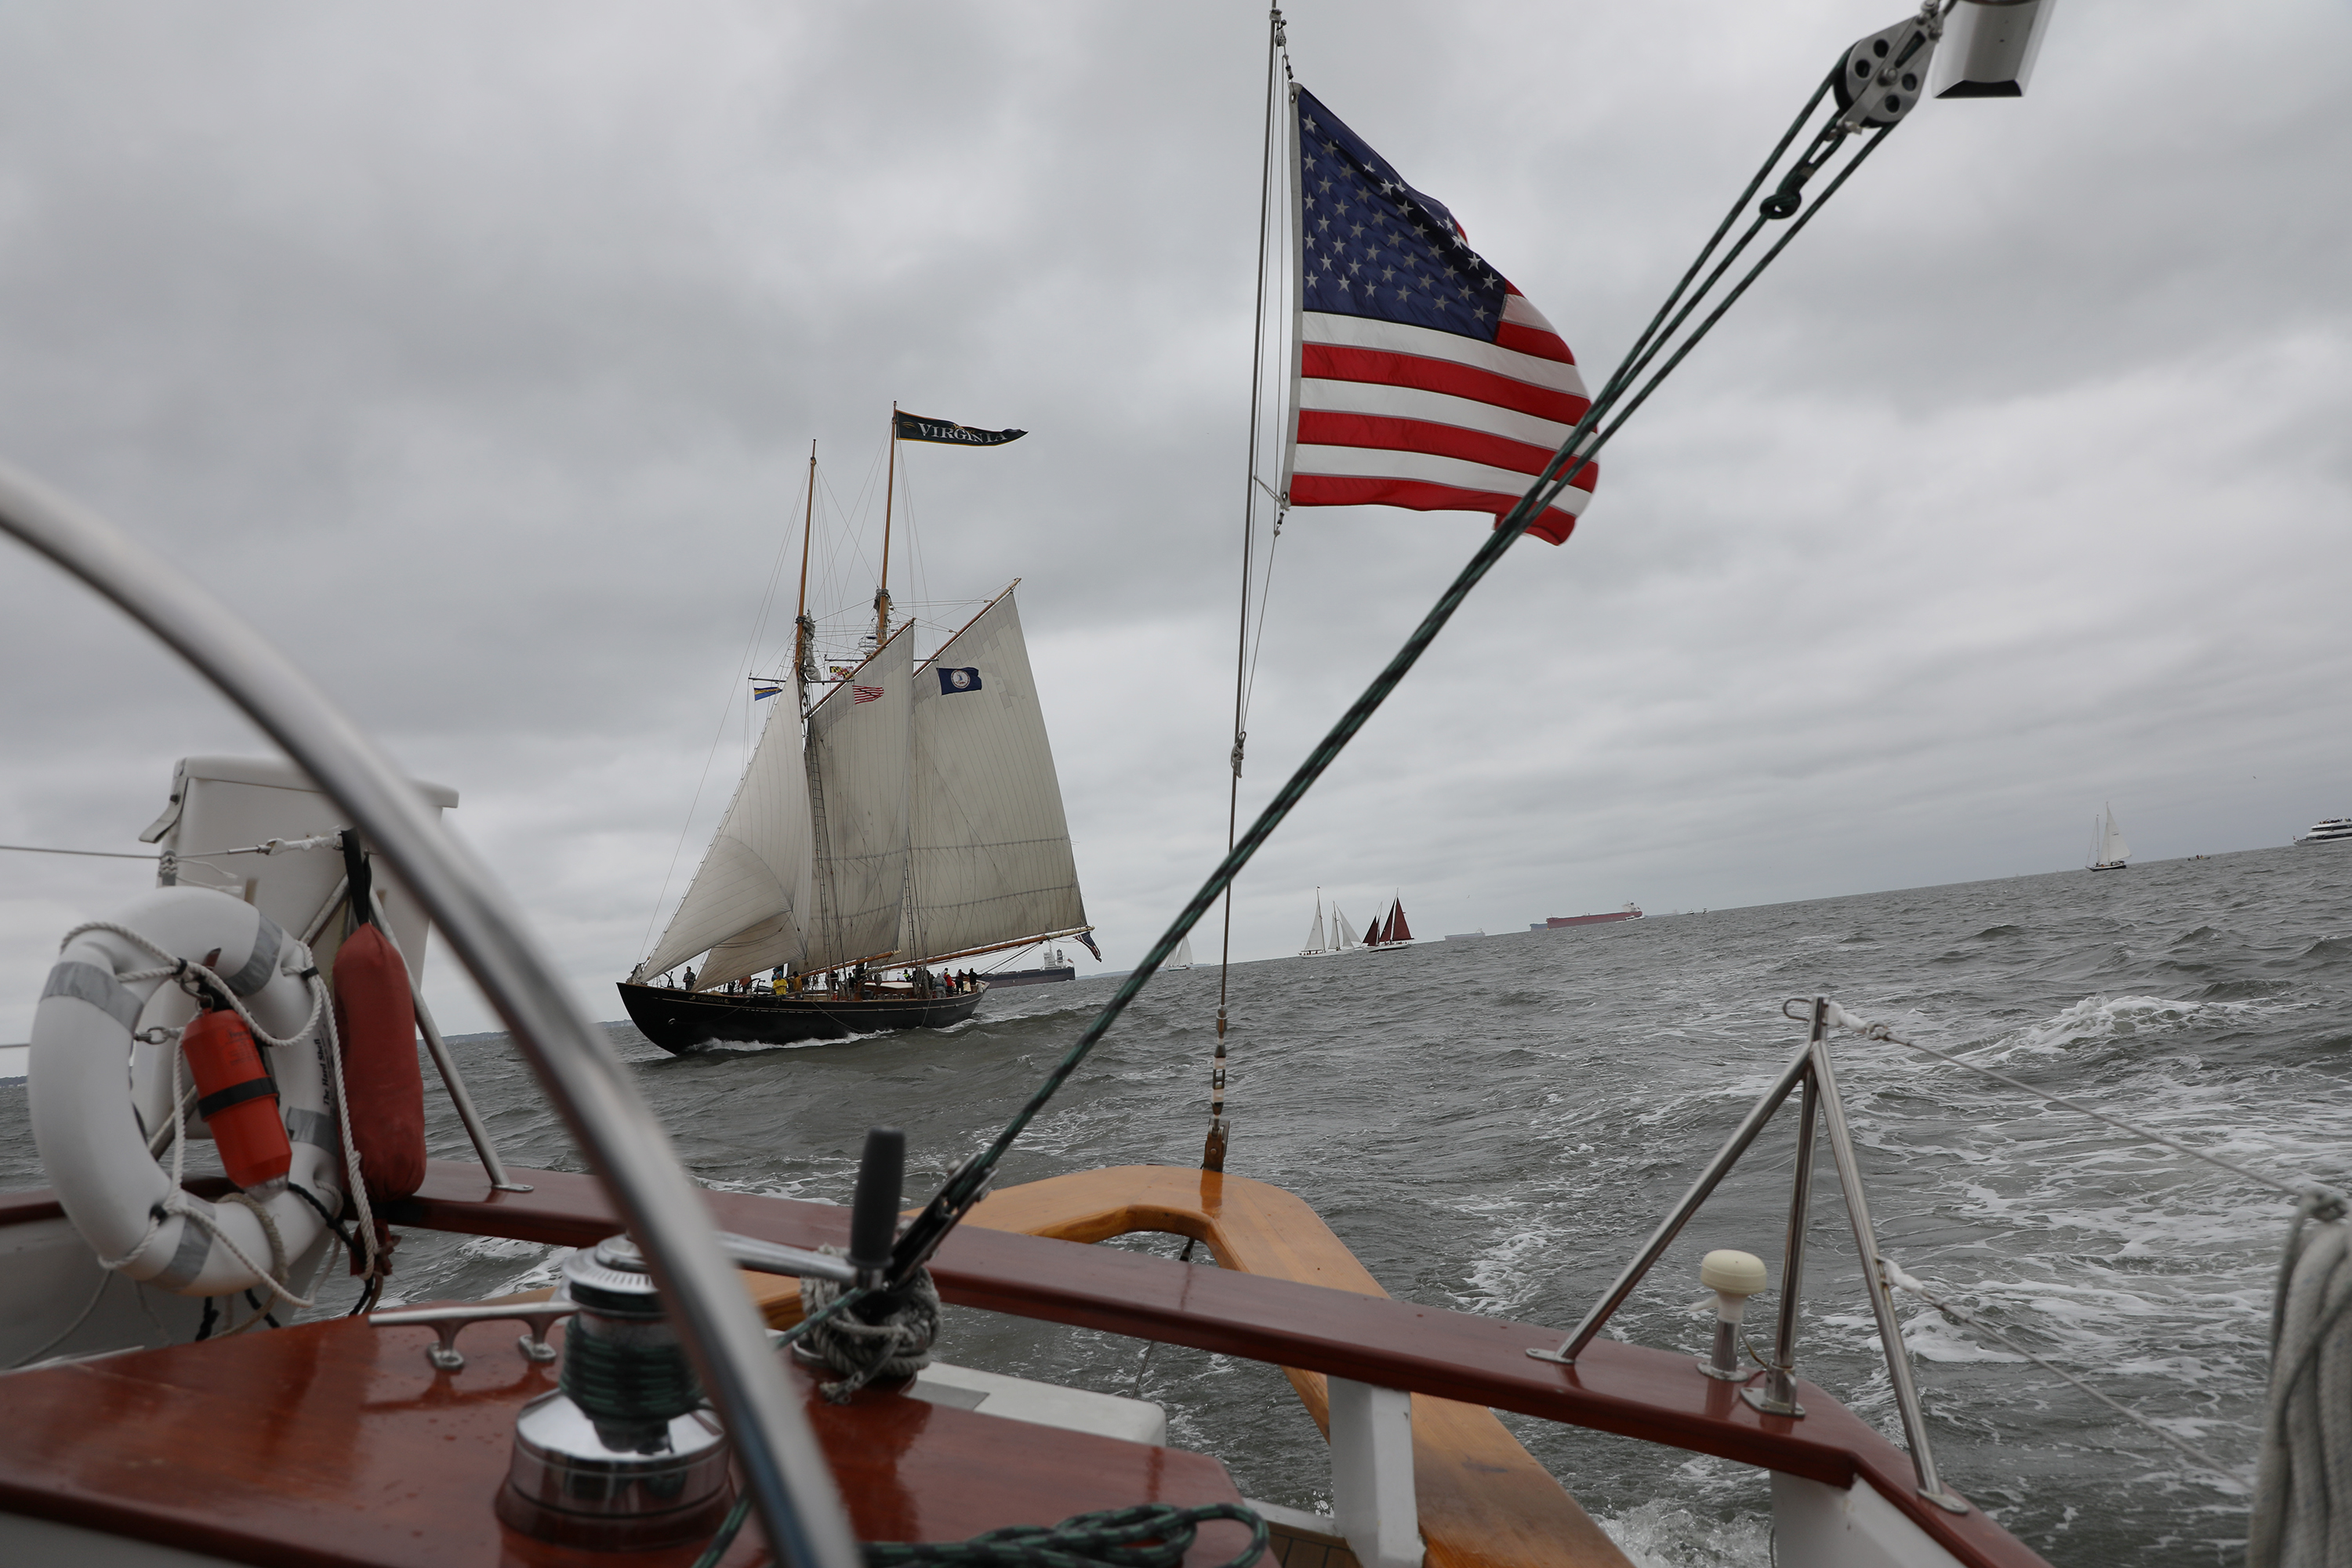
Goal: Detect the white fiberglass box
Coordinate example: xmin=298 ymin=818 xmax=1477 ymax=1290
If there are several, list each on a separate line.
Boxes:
xmin=140 ymin=755 xmax=457 ymax=979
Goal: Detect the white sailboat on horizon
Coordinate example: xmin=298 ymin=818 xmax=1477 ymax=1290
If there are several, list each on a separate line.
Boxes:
xmin=1296 ymin=889 xmax=1368 ymax=956
xmin=2087 ymin=801 xmax=2130 ymax=872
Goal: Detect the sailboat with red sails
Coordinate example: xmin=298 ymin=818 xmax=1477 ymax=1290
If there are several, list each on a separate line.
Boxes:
xmin=1360 ymin=895 xmax=1417 ymax=949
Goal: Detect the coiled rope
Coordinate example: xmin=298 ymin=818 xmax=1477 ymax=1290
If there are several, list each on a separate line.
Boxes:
xmin=796 ymin=1261 xmax=941 ymax=1403
xmin=561 ymin=1328 xmax=703 ymax=1426
xmin=2251 ymin=1193 xmax=2352 ymax=1568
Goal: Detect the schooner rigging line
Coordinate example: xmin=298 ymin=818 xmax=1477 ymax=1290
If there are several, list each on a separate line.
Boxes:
xmin=619 ymin=413 xmax=1094 ymax=1053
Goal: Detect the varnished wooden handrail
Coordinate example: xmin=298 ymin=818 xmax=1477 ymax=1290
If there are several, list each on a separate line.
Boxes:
xmin=4 ymin=1162 xmax=2049 ymax=1568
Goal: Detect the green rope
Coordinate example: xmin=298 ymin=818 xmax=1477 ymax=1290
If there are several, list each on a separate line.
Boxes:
xmin=560 ymin=1327 xmax=702 ymax=1425
xmin=693 ymin=1495 xmax=756 ymax=1568
xmin=694 ymin=1501 xmax=1269 ymax=1568
xmin=866 ymin=1504 xmax=1269 ymax=1568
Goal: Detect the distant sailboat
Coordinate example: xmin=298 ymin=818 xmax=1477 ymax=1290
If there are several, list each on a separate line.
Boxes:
xmin=1171 ymin=934 xmax=1195 ymax=970
xmin=1297 ymin=890 xmax=1367 ymax=956
xmin=1363 ymin=895 xmax=1417 ymax=949
xmin=1298 ymin=887 xmax=1330 ymax=956
xmin=2087 ymin=802 xmax=2130 ymax=872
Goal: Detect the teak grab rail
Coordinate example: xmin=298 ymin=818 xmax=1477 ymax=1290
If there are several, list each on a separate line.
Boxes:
xmin=366 ymin=1160 xmax=2045 ymax=1568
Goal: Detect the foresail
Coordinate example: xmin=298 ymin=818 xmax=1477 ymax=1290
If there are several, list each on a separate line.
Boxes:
xmin=804 ymin=627 xmax=914 ymax=971
xmin=899 ymin=588 xmax=1087 ymax=964
xmin=641 ymin=698 xmax=813 ymax=987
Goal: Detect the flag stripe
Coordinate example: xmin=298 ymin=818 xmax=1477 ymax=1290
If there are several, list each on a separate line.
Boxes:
xmin=1302 ymin=312 xmax=1586 ymax=397
xmin=1498 ymin=289 xmax=1555 ymax=331
xmin=1298 ymin=412 xmax=1600 ymax=492
xmin=1294 ymin=439 xmax=1595 ymax=504
xmin=1494 ymin=320 xmax=1575 ymax=363
xmin=1302 ymin=343 xmax=1588 ymax=426
xmin=1289 ymin=474 xmax=1582 ymax=546
xmin=1302 ymin=361 xmax=1587 ymax=442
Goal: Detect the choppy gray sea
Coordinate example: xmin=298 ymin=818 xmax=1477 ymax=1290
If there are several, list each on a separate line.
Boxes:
xmin=7 ymin=844 xmax=2350 ymax=1565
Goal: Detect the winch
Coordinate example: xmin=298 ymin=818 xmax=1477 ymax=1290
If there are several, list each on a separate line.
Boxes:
xmin=494 ymin=1235 xmax=735 ymax=1550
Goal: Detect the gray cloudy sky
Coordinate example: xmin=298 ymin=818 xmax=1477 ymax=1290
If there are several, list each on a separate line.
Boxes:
xmin=2 ymin=2 xmax=2345 ymax=1038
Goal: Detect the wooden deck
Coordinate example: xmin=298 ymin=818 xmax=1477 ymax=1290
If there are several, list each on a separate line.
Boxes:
xmin=0 ymin=1312 xmax=1252 ymax=1568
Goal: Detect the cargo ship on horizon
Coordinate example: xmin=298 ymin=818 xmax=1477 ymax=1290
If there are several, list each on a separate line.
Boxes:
xmin=1531 ymin=903 xmax=1643 ymax=931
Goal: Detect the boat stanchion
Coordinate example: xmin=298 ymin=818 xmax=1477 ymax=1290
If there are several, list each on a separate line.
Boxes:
xmin=1747 ymin=1049 xmax=1820 ymax=1418
xmin=1529 ymin=997 xmax=1973 ymax=1512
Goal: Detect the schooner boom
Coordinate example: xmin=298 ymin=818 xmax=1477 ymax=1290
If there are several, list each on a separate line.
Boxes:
xmin=619 ymin=424 xmax=1093 ymax=1053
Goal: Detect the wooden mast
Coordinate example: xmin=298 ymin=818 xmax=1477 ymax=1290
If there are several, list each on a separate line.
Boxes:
xmin=794 ymin=441 xmax=817 ymax=709
xmin=877 ymin=402 xmax=897 ymax=648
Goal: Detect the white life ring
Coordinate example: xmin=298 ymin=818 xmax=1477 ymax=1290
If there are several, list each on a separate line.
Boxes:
xmin=29 ymin=886 xmax=343 ymax=1299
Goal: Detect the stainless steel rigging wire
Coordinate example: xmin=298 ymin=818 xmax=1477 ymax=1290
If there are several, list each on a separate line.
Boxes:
xmin=891 ymin=43 xmax=1915 ymax=1283
xmin=1208 ymin=5 xmax=1294 ymax=1174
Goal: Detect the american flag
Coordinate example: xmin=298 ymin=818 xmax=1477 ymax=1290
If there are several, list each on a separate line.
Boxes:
xmin=1287 ymin=87 xmax=1595 ymax=546
xmin=852 ymin=684 xmax=884 ymax=705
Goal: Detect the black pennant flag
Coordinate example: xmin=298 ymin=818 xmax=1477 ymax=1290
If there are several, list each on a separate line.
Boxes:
xmin=893 ymin=411 xmax=1026 ymax=447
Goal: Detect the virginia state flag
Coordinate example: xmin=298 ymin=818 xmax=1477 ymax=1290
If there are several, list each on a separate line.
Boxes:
xmin=935 ymin=666 xmax=983 ymax=695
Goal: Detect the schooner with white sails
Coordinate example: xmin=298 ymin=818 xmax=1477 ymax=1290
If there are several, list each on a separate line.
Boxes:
xmin=619 ymin=419 xmax=1094 ymax=1052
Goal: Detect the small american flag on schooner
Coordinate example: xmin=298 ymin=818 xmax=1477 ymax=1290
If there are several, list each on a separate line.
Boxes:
xmin=1286 ymin=86 xmax=1596 ymax=545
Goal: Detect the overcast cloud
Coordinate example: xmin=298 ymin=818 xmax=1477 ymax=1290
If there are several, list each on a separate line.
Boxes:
xmin=1 ymin=1 xmax=2345 ymax=1039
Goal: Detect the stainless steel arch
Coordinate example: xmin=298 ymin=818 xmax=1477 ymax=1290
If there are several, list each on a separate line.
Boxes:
xmin=0 ymin=459 xmax=860 ymax=1568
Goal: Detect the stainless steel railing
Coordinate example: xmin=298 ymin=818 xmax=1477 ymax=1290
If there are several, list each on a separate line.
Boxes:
xmin=1526 ymin=996 xmax=1968 ymax=1514
xmin=0 ymin=459 xmax=860 ymax=1568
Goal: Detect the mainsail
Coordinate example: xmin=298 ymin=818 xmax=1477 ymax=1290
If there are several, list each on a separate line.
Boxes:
xmin=638 ymin=696 xmax=815 ymax=989
xmin=897 ymin=587 xmax=1087 ymax=964
xmin=1304 ymin=893 xmax=1326 ymax=954
xmin=804 ymin=627 xmax=914 ymax=971
xmin=2100 ymin=803 xmax=2129 ymax=866
xmin=1330 ymin=903 xmax=1356 ymax=949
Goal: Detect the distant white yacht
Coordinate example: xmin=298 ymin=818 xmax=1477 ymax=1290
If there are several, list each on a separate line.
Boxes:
xmin=2087 ymin=802 xmax=2130 ymax=871
xmin=1170 ymin=934 xmax=1195 ymax=969
xmin=1297 ymin=888 xmax=1363 ymax=956
xmin=2296 ymin=817 xmax=2352 ymax=845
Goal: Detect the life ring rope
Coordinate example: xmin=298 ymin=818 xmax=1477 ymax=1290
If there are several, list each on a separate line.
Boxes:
xmin=59 ymin=918 xmax=325 ymax=1048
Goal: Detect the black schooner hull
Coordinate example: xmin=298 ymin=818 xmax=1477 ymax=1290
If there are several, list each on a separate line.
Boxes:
xmin=616 ymin=982 xmax=984 ymax=1054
